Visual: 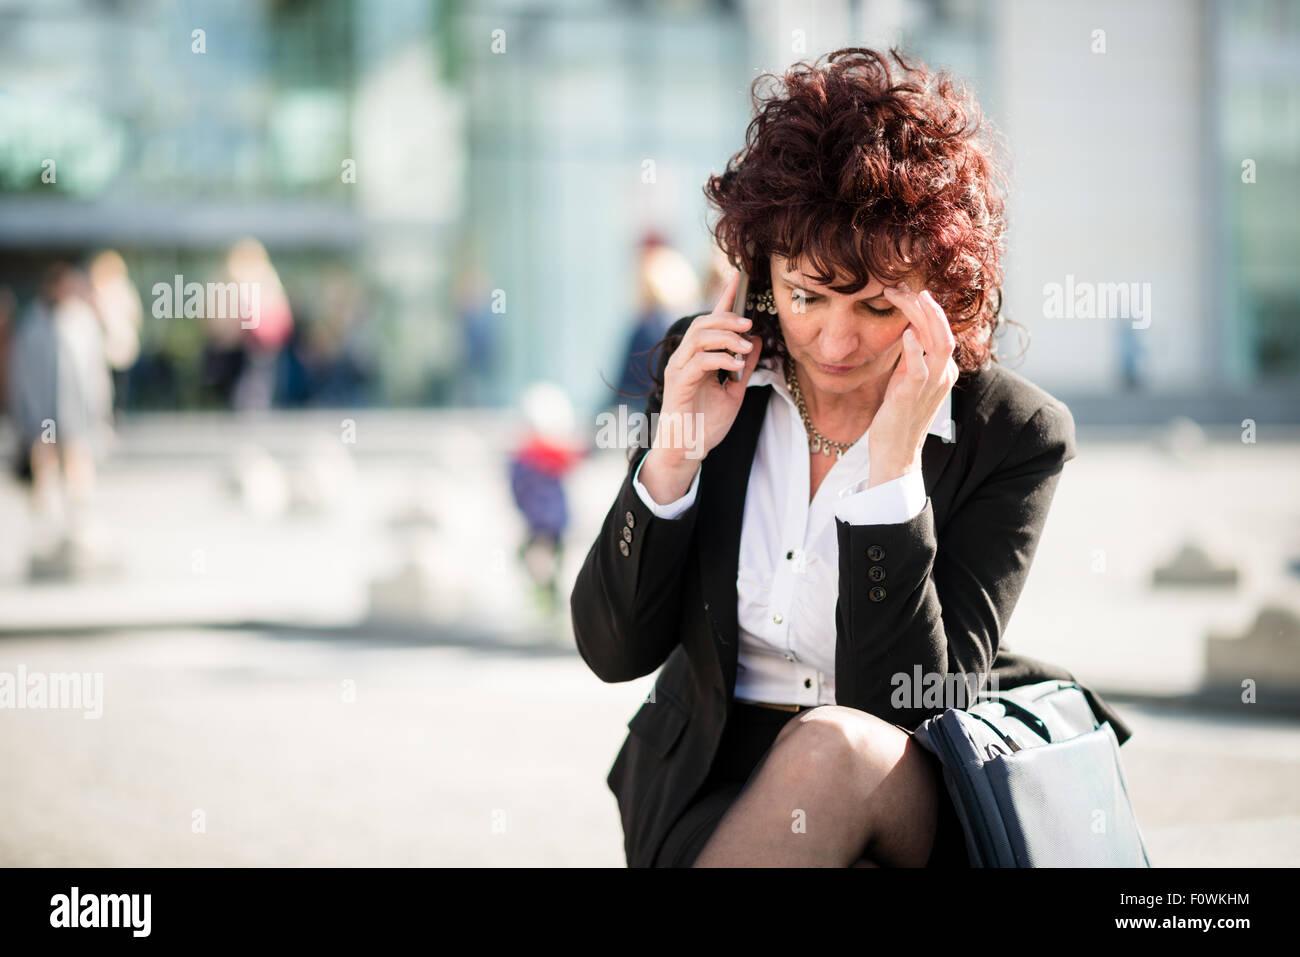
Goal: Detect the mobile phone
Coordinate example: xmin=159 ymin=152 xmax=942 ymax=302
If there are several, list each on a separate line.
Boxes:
xmin=717 ymin=269 xmax=749 ymax=385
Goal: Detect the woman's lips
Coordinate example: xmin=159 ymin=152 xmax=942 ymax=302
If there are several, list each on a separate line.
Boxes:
xmin=815 ymin=361 xmax=856 ymax=375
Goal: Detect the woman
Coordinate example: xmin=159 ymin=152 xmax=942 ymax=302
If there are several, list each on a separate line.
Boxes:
xmin=9 ymin=263 xmax=114 ymax=574
xmin=570 ymin=47 xmax=1133 ymax=868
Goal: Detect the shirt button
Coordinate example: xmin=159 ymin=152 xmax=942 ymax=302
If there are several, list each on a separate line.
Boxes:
xmin=869 ymin=565 xmax=886 ymax=582
xmin=803 ymin=678 xmax=812 ymax=689
xmin=618 ymin=540 xmax=630 ymax=557
xmin=867 ymin=544 xmax=885 ymax=561
xmin=624 ymin=510 xmax=635 ymax=529
xmin=772 ymin=612 xmax=783 ymax=624
xmin=621 ymin=526 xmax=633 ymax=543
xmin=869 ymin=585 xmax=887 ymax=602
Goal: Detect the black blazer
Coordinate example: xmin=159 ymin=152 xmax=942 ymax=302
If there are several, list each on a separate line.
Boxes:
xmin=570 ymin=314 xmax=1133 ymax=868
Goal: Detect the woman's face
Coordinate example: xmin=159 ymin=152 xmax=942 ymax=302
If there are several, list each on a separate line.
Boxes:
xmin=769 ymin=252 xmax=926 ymax=396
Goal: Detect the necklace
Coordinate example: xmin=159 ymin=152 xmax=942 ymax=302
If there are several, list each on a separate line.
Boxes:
xmin=783 ymin=354 xmax=862 ymax=459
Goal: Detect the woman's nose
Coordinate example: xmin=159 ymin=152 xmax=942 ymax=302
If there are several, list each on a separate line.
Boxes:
xmin=818 ymin=307 xmax=859 ymax=360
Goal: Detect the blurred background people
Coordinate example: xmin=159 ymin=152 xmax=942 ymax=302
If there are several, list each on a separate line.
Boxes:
xmin=455 ymin=265 xmax=501 ymax=408
xmin=226 ymin=238 xmax=293 ymax=412
xmin=200 ymin=275 xmax=247 ymax=410
xmin=0 ymin=285 xmax=16 ymax=418
xmin=87 ymin=249 xmax=142 ymax=416
xmin=611 ymin=234 xmax=702 ymax=410
xmin=7 ymin=263 xmax=114 ymax=576
xmin=1118 ymin=321 xmax=1149 ymax=393
xmin=284 ymin=265 xmax=375 ymax=407
xmin=700 ymin=245 xmax=735 ymax=312
xmin=508 ymin=382 xmax=582 ymax=619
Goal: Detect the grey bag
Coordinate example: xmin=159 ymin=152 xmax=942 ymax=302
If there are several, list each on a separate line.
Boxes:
xmin=911 ymin=679 xmax=1151 ymax=867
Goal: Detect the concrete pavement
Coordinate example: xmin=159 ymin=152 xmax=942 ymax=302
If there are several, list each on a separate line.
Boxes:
xmin=0 ymin=625 xmax=1296 ymax=866
xmin=0 ymin=410 xmax=1297 ymax=865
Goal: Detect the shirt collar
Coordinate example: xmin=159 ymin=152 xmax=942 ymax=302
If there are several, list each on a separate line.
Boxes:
xmin=748 ymin=361 xmax=954 ymax=442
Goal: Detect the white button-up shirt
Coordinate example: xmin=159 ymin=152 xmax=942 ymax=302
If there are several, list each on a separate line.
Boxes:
xmin=632 ymin=362 xmax=954 ymax=707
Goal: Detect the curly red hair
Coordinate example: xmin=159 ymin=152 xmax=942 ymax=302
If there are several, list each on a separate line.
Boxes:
xmin=704 ymin=46 xmax=1009 ymax=375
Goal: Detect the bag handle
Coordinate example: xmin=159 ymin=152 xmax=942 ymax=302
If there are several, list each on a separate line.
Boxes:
xmin=975 ymin=695 xmax=1054 ymax=744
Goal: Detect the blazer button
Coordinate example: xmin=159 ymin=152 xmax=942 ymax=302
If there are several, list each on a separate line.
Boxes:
xmin=867 ymin=545 xmax=885 ymax=561
xmin=624 ymin=510 xmax=635 ymax=529
xmin=621 ymin=526 xmax=633 ymax=543
xmin=619 ymin=540 xmax=630 ymax=557
xmin=868 ymin=565 xmax=886 ymax=582
xmin=869 ymin=585 xmax=887 ymax=602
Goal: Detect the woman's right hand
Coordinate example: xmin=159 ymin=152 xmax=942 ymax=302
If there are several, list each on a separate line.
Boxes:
xmin=639 ymin=270 xmax=763 ymax=504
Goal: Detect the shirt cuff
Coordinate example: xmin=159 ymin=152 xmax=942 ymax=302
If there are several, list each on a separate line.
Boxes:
xmin=834 ymin=470 xmax=926 ymax=525
xmin=631 ymin=453 xmax=700 ymax=519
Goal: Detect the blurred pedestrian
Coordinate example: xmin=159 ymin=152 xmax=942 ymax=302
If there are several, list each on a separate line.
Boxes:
xmin=699 ymin=244 xmax=735 ymax=310
xmin=224 ymin=238 xmax=293 ymax=411
xmin=508 ymin=382 xmax=583 ymax=618
xmin=88 ymin=249 xmax=142 ymax=415
xmin=456 ymin=265 xmax=500 ymax=408
xmin=7 ymin=263 xmax=114 ymax=576
xmin=612 ymin=236 xmax=701 ymax=408
xmin=1118 ymin=320 xmax=1147 ymax=392
xmin=298 ymin=265 xmax=373 ymax=406
xmin=0 ymin=285 xmax=16 ymax=417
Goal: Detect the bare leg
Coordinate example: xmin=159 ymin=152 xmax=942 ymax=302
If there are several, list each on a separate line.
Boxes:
xmin=62 ymin=441 xmax=96 ymax=508
xmin=29 ymin=440 xmax=61 ymax=516
xmin=693 ymin=705 xmax=942 ymax=867
xmin=25 ymin=439 xmax=69 ymax=572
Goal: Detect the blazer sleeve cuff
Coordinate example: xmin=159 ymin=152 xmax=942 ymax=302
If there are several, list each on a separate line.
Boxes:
xmin=834 ymin=470 xmax=927 ymax=526
xmin=631 ymin=452 xmax=700 ymax=519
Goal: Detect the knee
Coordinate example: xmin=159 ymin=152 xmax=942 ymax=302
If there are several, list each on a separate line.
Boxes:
xmin=770 ymin=706 xmax=911 ymax=791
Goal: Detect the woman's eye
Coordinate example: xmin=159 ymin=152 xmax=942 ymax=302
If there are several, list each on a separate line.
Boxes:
xmin=792 ymin=290 xmax=819 ymax=305
xmin=865 ymin=304 xmax=895 ymax=316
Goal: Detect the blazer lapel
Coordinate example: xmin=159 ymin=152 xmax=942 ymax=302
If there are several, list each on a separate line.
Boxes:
xmin=921 ymin=422 xmax=959 ymax=499
xmin=697 ymin=383 xmax=771 ymax=693
xmin=921 ymin=366 xmax=984 ymax=500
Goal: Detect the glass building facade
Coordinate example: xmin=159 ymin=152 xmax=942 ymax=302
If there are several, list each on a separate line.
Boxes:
xmin=0 ymin=0 xmax=1294 ymax=413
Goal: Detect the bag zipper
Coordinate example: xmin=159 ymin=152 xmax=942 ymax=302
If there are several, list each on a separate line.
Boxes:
xmin=929 ymin=719 xmax=999 ymax=866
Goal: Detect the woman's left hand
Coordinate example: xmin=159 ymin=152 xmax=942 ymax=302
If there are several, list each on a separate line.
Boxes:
xmin=866 ymin=282 xmax=960 ymax=488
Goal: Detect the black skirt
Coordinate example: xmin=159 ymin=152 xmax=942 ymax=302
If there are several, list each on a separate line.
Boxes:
xmin=652 ymin=701 xmax=971 ymax=867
